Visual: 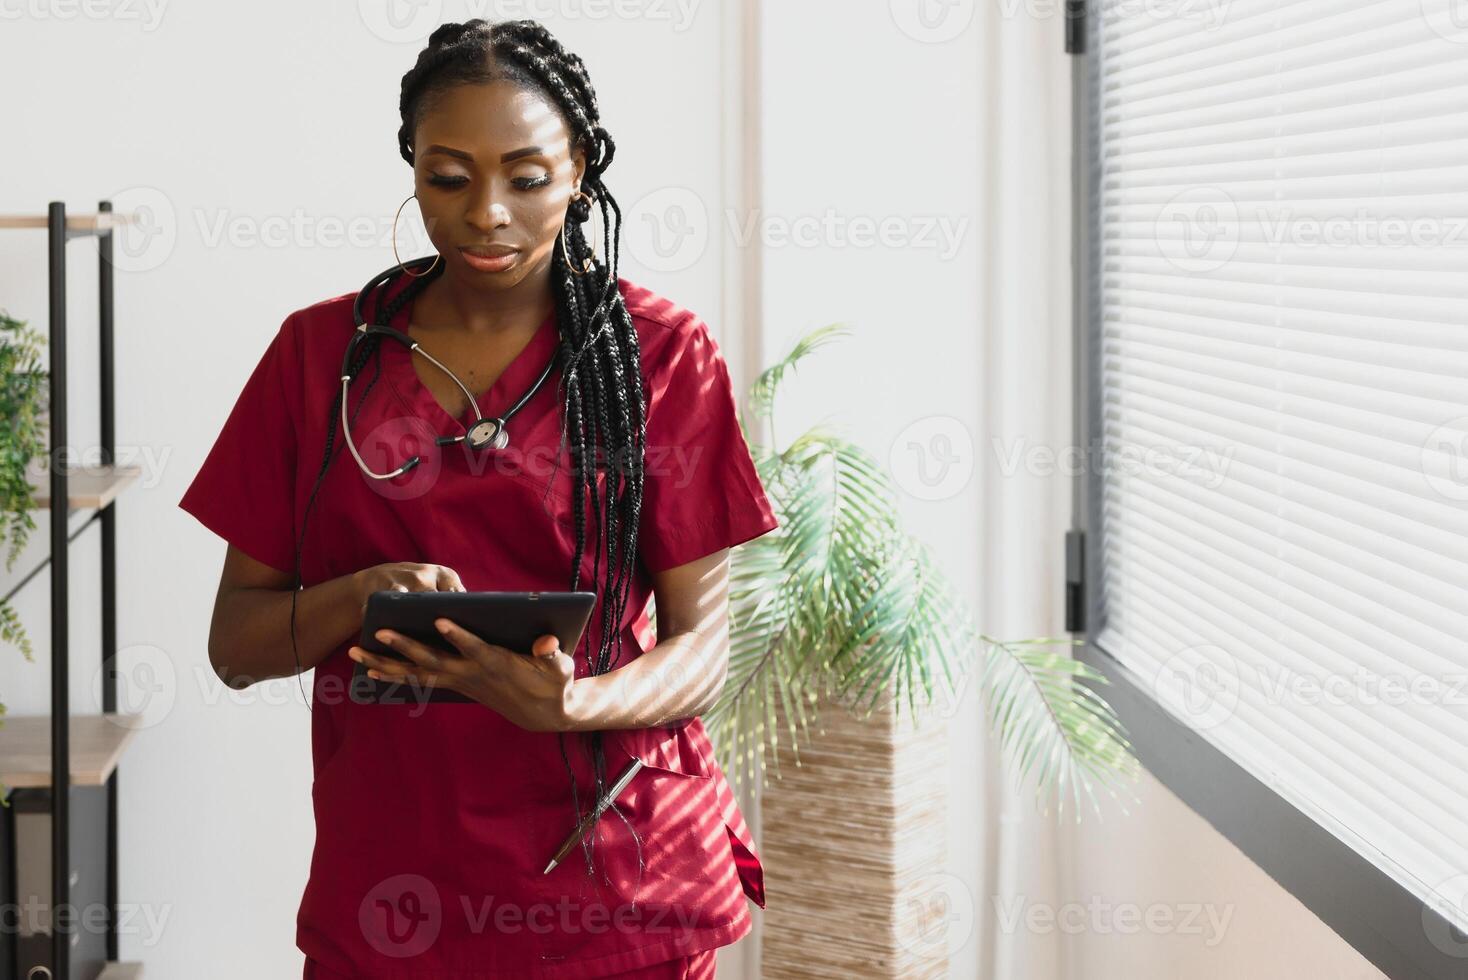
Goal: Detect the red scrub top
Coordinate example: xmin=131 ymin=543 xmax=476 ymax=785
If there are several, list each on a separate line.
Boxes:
xmin=178 ymin=270 xmax=779 ymax=979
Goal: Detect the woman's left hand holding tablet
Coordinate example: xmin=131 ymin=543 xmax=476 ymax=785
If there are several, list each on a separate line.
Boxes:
xmin=348 ymin=625 xmax=580 ymax=732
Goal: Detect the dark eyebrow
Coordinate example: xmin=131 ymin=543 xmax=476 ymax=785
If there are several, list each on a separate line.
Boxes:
xmin=421 ymin=144 xmax=550 ymax=163
xmin=500 ymin=145 xmax=549 ymax=163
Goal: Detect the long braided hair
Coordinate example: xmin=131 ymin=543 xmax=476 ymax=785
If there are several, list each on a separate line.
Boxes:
xmin=289 ymin=18 xmax=649 ymax=890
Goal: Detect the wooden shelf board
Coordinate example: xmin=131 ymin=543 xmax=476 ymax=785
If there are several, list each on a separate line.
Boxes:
xmin=0 ymin=713 xmax=144 ymax=790
xmin=27 ymin=464 xmax=141 ymax=510
xmin=98 ymin=963 xmax=143 ymax=979
xmin=0 ymin=213 xmax=136 ymax=232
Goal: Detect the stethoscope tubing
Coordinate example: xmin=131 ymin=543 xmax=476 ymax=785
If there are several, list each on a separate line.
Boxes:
xmin=341 ymin=255 xmax=559 ymax=479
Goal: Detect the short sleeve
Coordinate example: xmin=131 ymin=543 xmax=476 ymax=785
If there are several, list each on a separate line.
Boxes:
xmin=638 ymin=320 xmax=780 ymax=574
xmin=178 ymin=312 xmax=302 ymax=575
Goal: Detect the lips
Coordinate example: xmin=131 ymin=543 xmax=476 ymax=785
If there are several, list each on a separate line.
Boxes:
xmin=458 ymin=245 xmax=520 ymax=274
xmin=460 ymin=244 xmax=518 ymax=258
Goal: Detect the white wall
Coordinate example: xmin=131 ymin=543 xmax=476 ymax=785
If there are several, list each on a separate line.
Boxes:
xmin=757 ymin=2 xmax=987 ymax=974
xmin=0 ymin=4 xmax=738 ymax=977
xmin=1062 ymin=772 xmax=1388 ymax=980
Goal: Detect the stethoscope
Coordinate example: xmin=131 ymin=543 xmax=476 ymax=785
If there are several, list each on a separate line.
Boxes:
xmin=341 ymin=254 xmax=560 ymax=480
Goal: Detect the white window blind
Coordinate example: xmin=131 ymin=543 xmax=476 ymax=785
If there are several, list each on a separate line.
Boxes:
xmin=1093 ymin=0 xmax=1468 ymax=929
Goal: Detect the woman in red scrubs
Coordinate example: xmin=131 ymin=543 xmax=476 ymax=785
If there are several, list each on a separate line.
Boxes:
xmin=179 ymin=18 xmax=777 ymax=979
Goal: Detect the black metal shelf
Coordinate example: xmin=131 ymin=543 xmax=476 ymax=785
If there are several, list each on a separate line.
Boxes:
xmin=0 ymin=200 xmax=142 ymax=980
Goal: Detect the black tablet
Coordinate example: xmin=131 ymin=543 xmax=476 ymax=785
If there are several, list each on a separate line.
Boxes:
xmin=349 ymin=590 xmax=597 ymax=705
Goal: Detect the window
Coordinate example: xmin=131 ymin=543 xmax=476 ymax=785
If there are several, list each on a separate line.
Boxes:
xmin=1075 ymin=2 xmax=1468 ymax=975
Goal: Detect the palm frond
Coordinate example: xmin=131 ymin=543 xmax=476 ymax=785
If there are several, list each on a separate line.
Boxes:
xmin=745 ymin=323 xmax=853 ymax=427
xmin=978 ymin=635 xmax=1140 ymax=820
xmin=715 ymin=322 xmax=1139 ymax=819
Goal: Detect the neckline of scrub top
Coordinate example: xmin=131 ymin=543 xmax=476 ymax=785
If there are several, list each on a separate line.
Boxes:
xmin=378 ymin=278 xmax=561 ymax=434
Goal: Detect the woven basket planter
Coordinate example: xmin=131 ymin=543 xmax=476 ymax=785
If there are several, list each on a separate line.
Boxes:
xmin=759 ymin=684 xmax=951 ymax=979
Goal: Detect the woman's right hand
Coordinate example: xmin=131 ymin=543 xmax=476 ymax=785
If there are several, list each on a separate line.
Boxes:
xmin=351 ymin=562 xmax=466 ymax=616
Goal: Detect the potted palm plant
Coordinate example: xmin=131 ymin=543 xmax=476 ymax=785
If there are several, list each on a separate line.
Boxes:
xmin=0 ymin=309 xmax=48 ymax=803
xmin=708 ymin=325 xmax=1137 ymax=978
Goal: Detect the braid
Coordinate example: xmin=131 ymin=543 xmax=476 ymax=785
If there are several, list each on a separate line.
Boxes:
xmin=386 ymin=18 xmax=651 ymax=898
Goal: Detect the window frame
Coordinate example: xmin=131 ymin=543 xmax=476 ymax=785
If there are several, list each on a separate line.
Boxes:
xmin=1069 ymin=7 xmax=1466 ymax=979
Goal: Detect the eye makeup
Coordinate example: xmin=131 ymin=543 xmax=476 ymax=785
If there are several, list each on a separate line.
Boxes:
xmin=426 ymin=173 xmax=553 ymax=190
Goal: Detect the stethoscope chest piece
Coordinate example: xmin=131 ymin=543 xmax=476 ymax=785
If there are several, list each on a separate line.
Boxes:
xmin=467 ymin=417 xmax=509 ymax=451
xmin=434 ymin=416 xmax=509 ymax=451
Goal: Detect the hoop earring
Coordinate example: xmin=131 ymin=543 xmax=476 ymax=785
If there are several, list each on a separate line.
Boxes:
xmin=560 ymin=188 xmax=598 ymax=276
xmin=393 ymin=193 xmax=442 ymax=278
